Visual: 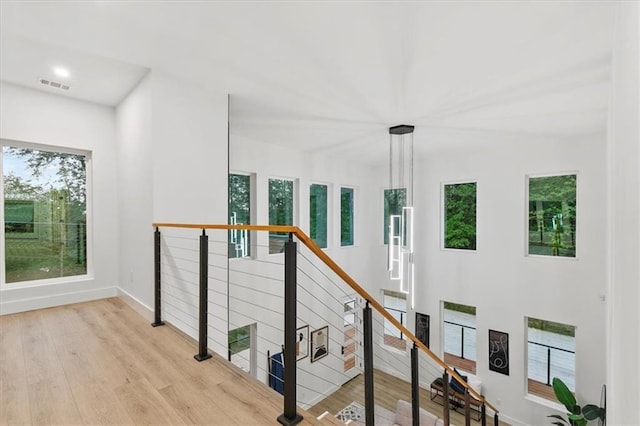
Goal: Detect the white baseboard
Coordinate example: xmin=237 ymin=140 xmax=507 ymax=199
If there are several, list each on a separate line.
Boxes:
xmin=0 ymin=286 xmax=117 ymax=315
xmin=117 ymin=287 xmax=154 ymax=322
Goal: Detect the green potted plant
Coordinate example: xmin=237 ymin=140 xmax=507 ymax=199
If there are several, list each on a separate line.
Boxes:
xmin=548 ymin=377 xmax=605 ymax=426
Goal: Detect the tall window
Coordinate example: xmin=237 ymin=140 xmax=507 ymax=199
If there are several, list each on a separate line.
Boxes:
xmin=528 ymin=174 xmax=576 ymax=257
xmin=443 ymin=301 xmax=477 ymax=373
xmin=2 ymin=145 xmax=88 ymax=284
xmin=228 ymin=173 xmax=251 ymax=258
xmin=383 ymin=290 xmax=407 ymax=350
xmin=269 ymin=178 xmax=294 ymax=254
xmin=527 ymin=317 xmax=575 ymax=400
xmin=384 ymin=188 xmax=406 ymax=244
xmin=309 ymin=183 xmax=327 ymax=248
xmin=340 ymin=187 xmax=354 ymax=246
xmin=444 ymin=182 xmax=477 ymax=250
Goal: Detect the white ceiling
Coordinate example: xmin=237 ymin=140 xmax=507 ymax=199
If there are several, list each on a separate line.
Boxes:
xmin=0 ymin=1 xmax=617 ymax=164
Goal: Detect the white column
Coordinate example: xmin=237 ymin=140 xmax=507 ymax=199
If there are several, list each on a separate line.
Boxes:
xmin=606 ymin=2 xmax=640 ymax=425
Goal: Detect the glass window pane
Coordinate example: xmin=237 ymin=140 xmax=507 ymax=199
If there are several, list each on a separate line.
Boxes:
xmin=269 ymin=178 xmax=293 ymax=254
xmin=309 ymin=184 xmax=327 ymax=248
xmin=444 ymin=182 xmax=477 ymax=250
xmin=443 ymin=301 xmax=477 ymax=373
xmin=527 ymin=317 xmax=576 ymax=398
xmin=340 ymin=187 xmax=354 ymax=246
xmin=3 ymin=146 xmax=87 ymax=283
xmin=528 ymin=174 xmax=576 ymax=257
xmin=228 ymin=174 xmax=251 ymax=258
xmin=383 ymin=289 xmax=407 ymax=350
xmin=384 ymin=188 xmax=406 ymax=244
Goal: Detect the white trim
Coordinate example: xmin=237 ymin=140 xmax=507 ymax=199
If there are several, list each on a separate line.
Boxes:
xmin=117 ymin=287 xmax=154 ymax=322
xmin=0 ymin=285 xmax=116 ymax=315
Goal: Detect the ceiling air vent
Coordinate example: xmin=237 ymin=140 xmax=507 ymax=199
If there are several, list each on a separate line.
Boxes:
xmin=39 ymin=78 xmax=70 ymax=91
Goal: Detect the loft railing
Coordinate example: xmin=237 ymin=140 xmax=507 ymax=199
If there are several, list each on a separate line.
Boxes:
xmin=151 ymin=223 xmax=500 ymax=426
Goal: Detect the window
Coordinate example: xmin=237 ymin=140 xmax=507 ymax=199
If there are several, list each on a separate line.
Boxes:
xmin=527 ymin=317 xmax=575 ymax=400
xmin=443 ymin=301 xmax=477 ymax=373
xmin=228 ymin=324 xmax=251 ymax=373
xmin=444 ymin=182 xmax=477 ymax=250
xmin=309 ymin=183 xmax=327 ymax=248
xmin=383 ymin=290 xmax=407 ymax=350
xmin=228 ymin=173 xmax=251 ymax=258
xmin=528 ymin=174 xmax=576 ymax=257
xmin=340 ymin=187 xmax=354 ymax=246
xmin=384 ymin=188 xmax=406 ymax=244
xmin=269 ymin=178 xmax=294 ymax=254
xmin=2 ymin=145 xmax=88 ymax=284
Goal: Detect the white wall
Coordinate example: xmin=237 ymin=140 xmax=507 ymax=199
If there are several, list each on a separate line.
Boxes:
xmin=115 ymin=72 xmax=154 ymax=319
xmin=228 ymin=135 xmax=378 ymax=406
xmin=367 ymin=133 xmax=608 ymax=425
xmin=607 ymin=2 xmax=640 ymax=425
xmin=115 ymin=71 xmax=229 ymax=356
xmin=0 ymin=82 xmax=119 ymax=314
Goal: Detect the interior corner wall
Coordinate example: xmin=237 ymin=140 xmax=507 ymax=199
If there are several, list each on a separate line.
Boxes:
xmin=116 ymin=71 xmax=229 ymax=356
xmin=0 ymin=82 xmax=119 ymax=314
xmin=606 ymin=1 xmax=640 ymax=424
xmin=115 ymin=72 xmax=154 ymax=319
xmin=228 ymin=135 xmax=378 ymax=404
xmin=368 ymin=133 xmax=608 ymax=426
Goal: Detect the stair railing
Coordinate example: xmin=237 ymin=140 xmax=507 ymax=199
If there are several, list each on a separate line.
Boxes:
xmin=151 ymin=223 xmax=500 ymax=426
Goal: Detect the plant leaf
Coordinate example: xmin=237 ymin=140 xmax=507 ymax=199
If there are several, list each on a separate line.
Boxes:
xmin=571 ymin=404 xmax=581 ymax=415
xmin=552 ymin=377 xmax=577 ymax=410
xmin=547 ymin=414 xmax=568 ymax=424
xmin=568 ymin=413 xmax=584 ymax=421
xmin=582 ymin=405 xmax=602 ymax=421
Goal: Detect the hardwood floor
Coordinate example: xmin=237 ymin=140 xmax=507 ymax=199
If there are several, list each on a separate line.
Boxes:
xmin=0 ymin=298 xmax=338 ymax=425
xmin=308 ymin=369 xmax=510 ymax=426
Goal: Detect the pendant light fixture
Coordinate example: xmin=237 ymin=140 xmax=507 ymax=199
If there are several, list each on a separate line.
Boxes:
xmin=388 ymin=124 xmax=415 ymax=308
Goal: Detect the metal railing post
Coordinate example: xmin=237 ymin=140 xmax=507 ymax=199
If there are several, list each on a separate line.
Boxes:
xmin=494 ymin=413 xmax=499 ymax=426
xmin=481 ymin=403 xmax=487 ymax=426
xmin=461 ymin=326 xmax=465 ymax=359
xmin=464 ymin=387 xmax=471 ymax=426
xmin=411 ymin=343 xmax=419 ymax=426
xmin=194 ymin=230 xmax=212 ymax=361
xmin=443 ymin=370 xmax=450 ymax=426
xmin=277 ymin=234 xmax=303 ymax=426
xmin=363 ymin=301 xmax=375 ymax=426
xmin=546 ymin=347 xmax=552 ymax=385
xmin=151 ymin=227 xmax=165 ymax=327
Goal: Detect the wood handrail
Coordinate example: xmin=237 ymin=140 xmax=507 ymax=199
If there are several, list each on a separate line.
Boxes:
xmin=152 ymin=222 xmax=498 ymax=413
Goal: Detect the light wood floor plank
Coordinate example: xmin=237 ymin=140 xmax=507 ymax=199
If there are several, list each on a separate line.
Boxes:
xmin=0 ymin=298 xmax=338 ymax=425
xmin=20 ymin=310 xmax=83 ymax=425
xmin=48 ymin=330 xmax=134 ymax=424
xmin=0 ymin=314 xmax=30 ymax=425
xmin=114 ymin=377 xmax=186 ymax=425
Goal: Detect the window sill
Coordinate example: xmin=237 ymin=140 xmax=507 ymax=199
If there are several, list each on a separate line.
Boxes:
xmin=525 ymin=393 xmax=564 ymax=412
xmin=380 ymin=339 xmax=408 ymax=356
xmin=525 ymin=253 xmax=579 ymax=261
xmin=2 ymin=273 xmax=93 ymax=289
xmin=441 ymin=247 xmax=477 ymax=253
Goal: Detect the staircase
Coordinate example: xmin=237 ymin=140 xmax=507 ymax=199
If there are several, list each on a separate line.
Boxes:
xmin=151 ymin=223 xmax=501 ymax=426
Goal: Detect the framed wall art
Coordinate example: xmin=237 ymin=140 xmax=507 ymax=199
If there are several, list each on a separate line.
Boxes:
xmin=311 ymin=326 xmax=329 ymax=363
xmin=489 ymin=329 xmax=509 ymax=375
xmin=296 ymin=325 xmax=309 ymax=361
xmin=415 ymin=312 xmax=430 ymax=348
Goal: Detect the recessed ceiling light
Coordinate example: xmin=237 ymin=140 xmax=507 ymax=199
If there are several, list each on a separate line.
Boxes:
xmin=53 ymin=66 xmax=70 ymax=78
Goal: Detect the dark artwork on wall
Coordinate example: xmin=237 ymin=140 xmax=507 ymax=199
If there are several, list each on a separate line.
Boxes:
xmin=489 ymin=329 xmax=509 ymax=375
xmin=415 ymin=312 xmax=430 ymax=348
